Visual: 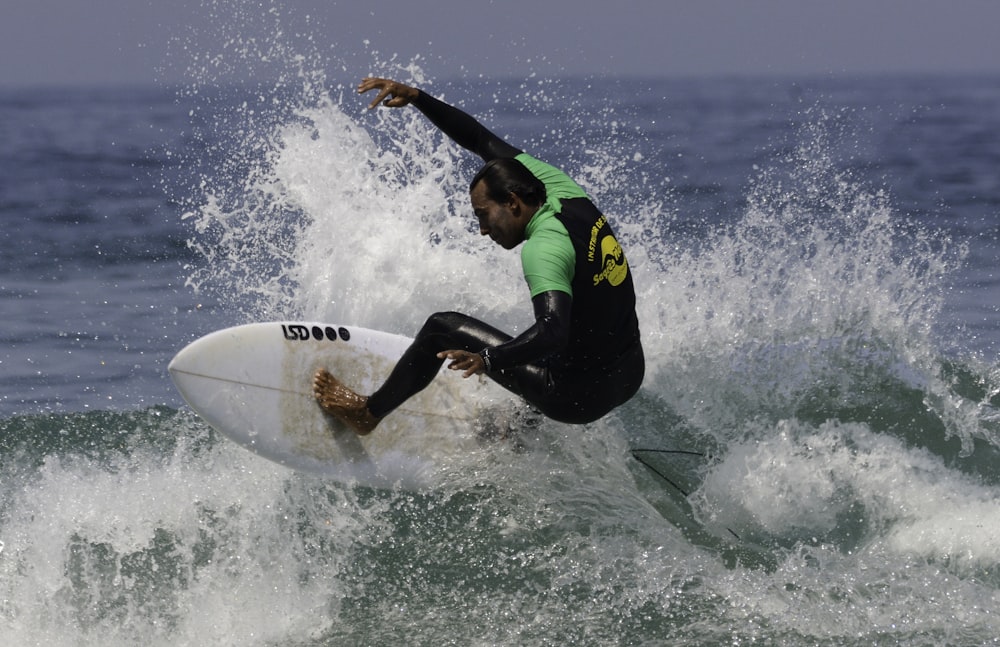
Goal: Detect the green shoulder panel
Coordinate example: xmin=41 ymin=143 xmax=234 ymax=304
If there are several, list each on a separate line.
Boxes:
xmin=521 ymin=220 xmax=575 ymax=297
xmin=516 ymin=153 xmax=589 ymax=202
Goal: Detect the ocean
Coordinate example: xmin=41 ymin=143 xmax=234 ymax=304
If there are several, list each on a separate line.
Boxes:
xmin=2 ymin=66 xmax=1000 ymax=645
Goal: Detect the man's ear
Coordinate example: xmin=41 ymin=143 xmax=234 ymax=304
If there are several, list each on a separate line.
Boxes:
xmin=507 ymin=192 xmax=524 ymax=217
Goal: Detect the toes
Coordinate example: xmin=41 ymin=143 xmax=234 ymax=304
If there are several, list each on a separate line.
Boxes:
xmin=313 ymin=369 xmax=331 ymax=391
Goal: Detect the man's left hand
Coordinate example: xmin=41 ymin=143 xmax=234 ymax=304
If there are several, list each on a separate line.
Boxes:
xmin=437 ymin=350 xmax=485 ymax=378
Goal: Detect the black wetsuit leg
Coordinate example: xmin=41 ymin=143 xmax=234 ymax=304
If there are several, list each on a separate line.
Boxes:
xmin=533 ymin=342 xmax=644 ymax=424
xmin=366 ymin=311 xmax=547 ymax=418
xmin=365 ymin=311 xmax=643 ymax=425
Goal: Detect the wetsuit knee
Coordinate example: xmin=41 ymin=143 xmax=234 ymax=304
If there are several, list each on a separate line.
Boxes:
xmin=367 ymin=312 xmax=511 ymax=418
xmin=420 ymin=311 xmax=466 ymax=336
xmin=415 ymin=311 xmax=510 ymax=354
xmin=411 ymin=312 xmax=467 ymax=354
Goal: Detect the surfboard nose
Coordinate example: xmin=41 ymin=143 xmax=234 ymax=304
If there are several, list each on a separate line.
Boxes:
xmin=163 ymin=321 xmax=509 ymax=486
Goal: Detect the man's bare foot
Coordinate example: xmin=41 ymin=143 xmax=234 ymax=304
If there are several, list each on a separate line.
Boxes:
xmin=312 ymin=369 xmax=380 ymax=435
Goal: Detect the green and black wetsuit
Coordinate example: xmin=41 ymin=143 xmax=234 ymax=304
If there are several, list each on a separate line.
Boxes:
xmin=366 ymin=90 xmax=644 ymax=424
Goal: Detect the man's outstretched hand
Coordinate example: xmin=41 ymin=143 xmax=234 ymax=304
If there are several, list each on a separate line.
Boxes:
xmin=358 ymin=77 xmax=419 ymax=109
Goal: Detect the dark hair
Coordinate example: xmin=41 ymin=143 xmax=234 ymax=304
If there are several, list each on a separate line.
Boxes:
xmin=470 ymin=158 xmax=546 ymax=207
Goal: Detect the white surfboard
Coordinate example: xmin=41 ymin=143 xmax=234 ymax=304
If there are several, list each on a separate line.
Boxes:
xmin=168 ymin=322 xmax=513 ymax=488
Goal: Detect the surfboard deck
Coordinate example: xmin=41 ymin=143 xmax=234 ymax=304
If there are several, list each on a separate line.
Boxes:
xmin=168 ymin=322 xmax=513 ymax=488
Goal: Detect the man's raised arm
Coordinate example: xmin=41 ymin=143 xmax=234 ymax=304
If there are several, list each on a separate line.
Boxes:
xmin=357 ymin=77 xmax=521 ymax=162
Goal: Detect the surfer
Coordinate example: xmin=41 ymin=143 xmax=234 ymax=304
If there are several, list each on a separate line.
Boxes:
xmin=313 ymin=77 xmax=644 ymax=434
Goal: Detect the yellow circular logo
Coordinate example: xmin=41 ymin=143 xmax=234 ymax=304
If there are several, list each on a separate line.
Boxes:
xmin=594 ymin=235 xmax=628 ymax=287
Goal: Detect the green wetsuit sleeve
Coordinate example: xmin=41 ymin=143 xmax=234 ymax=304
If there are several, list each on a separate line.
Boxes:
xmin=521 ymin=221 xmax=575 ymax=298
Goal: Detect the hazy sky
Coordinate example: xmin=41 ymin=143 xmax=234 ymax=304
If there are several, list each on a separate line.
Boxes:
xmin=3 ymin=0 xmax=999 ymax=86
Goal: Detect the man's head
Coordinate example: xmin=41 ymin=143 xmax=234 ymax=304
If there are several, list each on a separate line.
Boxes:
xmin=469 ymin=158 xmax=546 ymax=249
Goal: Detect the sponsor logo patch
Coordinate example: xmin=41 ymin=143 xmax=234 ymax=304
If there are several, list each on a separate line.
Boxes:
xmin=281 ymin=324 xmax=351 ymax=342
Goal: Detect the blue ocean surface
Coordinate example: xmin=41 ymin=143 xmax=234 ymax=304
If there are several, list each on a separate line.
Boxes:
xmin=2 ymin=66 xmax=1000 ymax=645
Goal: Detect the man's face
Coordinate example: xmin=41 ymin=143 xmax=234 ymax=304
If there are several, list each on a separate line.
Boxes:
xmin=470 ymin=181 xmax=526 ymax=250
